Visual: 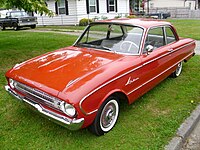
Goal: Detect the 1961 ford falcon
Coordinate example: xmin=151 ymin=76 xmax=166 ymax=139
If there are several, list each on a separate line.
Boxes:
xmin=5 ymin=19 xmax=195 ymax=136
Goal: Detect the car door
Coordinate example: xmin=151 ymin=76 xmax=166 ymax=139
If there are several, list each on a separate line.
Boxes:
xmin=164 ymin=26 xmax=184 ymax=66
xmin=139 ymin=26 xmax=173 ymax=95
xmin=4 ymin=12 xmax=12 ymax=27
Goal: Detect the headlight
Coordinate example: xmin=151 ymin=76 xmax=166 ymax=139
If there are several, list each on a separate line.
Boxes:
xmin=9 ymin=78 xmax=15 ymax=89
xmin=60 ymin=101 xmax=76 ymax=117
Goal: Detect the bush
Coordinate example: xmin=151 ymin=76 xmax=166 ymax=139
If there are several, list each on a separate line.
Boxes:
xmin=101 ymin=16 xmax=108 ymax=20
xmin=79 ymin=18 xmax=92 ymax=26
xmin=114 ymin=14 xmax=122 ymax=19
xmin=126 ymin=15 xmax=137 ymax=19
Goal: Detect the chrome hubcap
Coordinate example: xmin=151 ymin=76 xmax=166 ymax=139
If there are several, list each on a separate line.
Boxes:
xmin=100 ymin=99 xmax=119 ymax=132
xmin=175 ymin=62 xmax=182 ymax=76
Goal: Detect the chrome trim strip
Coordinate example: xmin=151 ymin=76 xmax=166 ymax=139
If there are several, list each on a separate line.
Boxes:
xmin=5 ymin=85 xmax=84 ymax=130
xmin=127 ymin=52 xmax=193 ymax=95
xmin=172 ymin=41 xmax=195 ymax=52
xmin=79 ymin=40 xmax=195 ymax=115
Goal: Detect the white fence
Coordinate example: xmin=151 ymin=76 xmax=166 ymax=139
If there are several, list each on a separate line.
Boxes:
xmin=150 ymin=7 xmax=200 ymax=18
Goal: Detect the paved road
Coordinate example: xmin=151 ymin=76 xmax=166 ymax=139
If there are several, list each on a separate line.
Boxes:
xmin=182 ymin=121 xmax=200 ymax=150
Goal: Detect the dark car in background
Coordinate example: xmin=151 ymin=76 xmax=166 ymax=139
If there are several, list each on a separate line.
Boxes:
xmin=149 ymin=12 xmax=171 ymax=19
xmin=0 ymin=10 xmax=37 ymax=31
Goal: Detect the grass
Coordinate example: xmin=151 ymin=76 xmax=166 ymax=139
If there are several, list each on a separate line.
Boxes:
xmin=168 ymin=19 xmax=200 ymax=40
xmin=0 ymin=20 xmax=200 ymax=149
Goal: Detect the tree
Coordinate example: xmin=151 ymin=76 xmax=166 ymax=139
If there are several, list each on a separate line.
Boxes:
xmin=0 ymin=0 xmax=54 ymax=16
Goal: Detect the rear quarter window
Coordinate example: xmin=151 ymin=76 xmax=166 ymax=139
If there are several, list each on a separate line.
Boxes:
xmin=165 ymin=26 xmax=177 ymax=44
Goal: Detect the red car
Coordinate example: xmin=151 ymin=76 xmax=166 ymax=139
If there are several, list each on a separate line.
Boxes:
xmin=5 ymin=19 xmax=195 ymax=136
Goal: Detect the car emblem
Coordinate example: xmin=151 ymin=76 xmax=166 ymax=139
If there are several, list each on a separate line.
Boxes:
xmin=125 ymin=77 xmax=139 ymax=86
xmin=27 ymin=19 xmax=30 ymax=22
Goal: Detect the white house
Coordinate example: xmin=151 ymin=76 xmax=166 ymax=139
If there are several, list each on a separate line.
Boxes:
xmin=37 ymin=0 xmax=129 ymax=25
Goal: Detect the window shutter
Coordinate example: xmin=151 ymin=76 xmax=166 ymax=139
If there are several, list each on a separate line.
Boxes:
xmin=115 ymin=0 xmax=117 ymax=12
xmin=106 ymin=0 xmax=109 ymax=13
xmin=65 ymin=0 xmax=69 ymax=15
xmin=55 ymin=2 xmax=58 ymax=15
xmin=96 ymin=0 xmax=99 ymax=13
xmin=86 ymin=0 xmax=89 ymax=14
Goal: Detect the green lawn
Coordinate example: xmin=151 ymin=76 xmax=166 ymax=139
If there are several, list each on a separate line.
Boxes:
xmin=0 ymin=21 xmax=200 ymax=149
xmin=169 ymin=19 xmax=200 ymax=40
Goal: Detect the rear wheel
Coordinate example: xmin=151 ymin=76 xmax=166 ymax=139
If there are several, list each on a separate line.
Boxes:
xmin=89 ymin=96 xmax=119 ymax=136
xmin=30 ymin=25 xmax=36 ymax=29
xmin=171 ymin=61 xmax=183 ymax=78
xmin=13 ymin=23 xmax=18 ymax=31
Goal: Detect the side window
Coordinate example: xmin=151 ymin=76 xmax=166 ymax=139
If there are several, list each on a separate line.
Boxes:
xmin=144 ymin=27 xmax=165 ymax=53
xmin=109 ymin=25 xmax=123 ymax=38
xmin=165 ymin=27 xmax=176 ymax=44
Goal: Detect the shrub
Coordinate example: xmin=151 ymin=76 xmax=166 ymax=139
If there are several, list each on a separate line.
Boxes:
xmin=101 ymin=16 xmax=108 ymax=20
xmin=114 ymin=14 xmax=122 ymax=19
xmin=79 ymin=18 xmax=92 ymax=26
xmin=126 ymin=15 xmax=137 ymax=19
xmin=92 ymin=16 xmax=100 ymax=21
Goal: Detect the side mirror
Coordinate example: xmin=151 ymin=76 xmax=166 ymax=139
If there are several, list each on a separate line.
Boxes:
xmin=145 ymin=45 xmax=154 ymax=55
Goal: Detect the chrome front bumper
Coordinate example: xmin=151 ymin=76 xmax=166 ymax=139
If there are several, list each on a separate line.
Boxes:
xmin=5 ymin=85 xmax=84 ymax=130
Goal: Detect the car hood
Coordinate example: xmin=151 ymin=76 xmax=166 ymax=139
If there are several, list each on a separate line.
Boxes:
xmin=8 ymin=46 xmax=124 ymax=95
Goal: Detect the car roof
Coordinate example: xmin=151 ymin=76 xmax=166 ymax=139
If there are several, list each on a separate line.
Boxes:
xmin=93 ymin=18 xmax=172 ymax=29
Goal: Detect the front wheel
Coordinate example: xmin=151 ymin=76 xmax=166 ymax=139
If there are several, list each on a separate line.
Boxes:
xmin=0 ymin=24 xmax=5 ymax=31
xmin=171 ymin=61 xmax=183 ymax=78
xmin=13 ymin=23 xmax=19 ymax=31
xmin=89 ymin=96 xmax=119 ymax=136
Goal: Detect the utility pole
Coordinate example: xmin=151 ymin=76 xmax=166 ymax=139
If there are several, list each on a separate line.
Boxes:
xmin=147 ymin=0 xmax=150 ymax=15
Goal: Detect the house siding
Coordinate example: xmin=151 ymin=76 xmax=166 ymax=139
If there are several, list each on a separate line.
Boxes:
xmin=37 ymin=0 xmax=129 ymax=26
xmin=68 ymin=0 xmax=78 ymax=15
xmin=76 ymin=0 xmax=87 ymax=15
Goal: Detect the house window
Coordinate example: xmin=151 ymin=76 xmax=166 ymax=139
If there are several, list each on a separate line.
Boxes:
xmin=58 ymin=0 xmax=66 ymax=14
xmin=55 ymin=0 xmax=68 ymax=15
xmin=89 ymin=0 xmax=96 ymax=13
xmin=109 ymin=0 xmax=115 ymax=12
xmin=106 ymin=0 xmax=117 ymax=12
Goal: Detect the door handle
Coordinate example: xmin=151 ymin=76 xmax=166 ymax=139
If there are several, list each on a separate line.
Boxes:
xmin=168 ymin=48 xmax=174 ymax=52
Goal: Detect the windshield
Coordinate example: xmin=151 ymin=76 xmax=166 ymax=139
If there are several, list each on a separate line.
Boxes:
xmin=0 ymin=11 xmax=6 ymax=18
xmin=10 ymin=11 xmax=29 ymax=17
xmin=75 ymin=24 xmax=144 ymax=54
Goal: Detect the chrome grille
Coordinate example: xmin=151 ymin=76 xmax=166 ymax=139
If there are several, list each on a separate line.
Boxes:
xmin=15 ymin=82 xmax=61 ymax=110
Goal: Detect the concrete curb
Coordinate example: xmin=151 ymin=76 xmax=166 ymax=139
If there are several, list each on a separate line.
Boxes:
xmin=165 ymin=104 xmax=200 ymax=150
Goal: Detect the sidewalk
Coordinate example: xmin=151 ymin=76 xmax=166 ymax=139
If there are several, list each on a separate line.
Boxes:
xmin=165 ymin=41 xmax=200 ymax=150
xmin=182 ymin=120 xmax=200 ymax=150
